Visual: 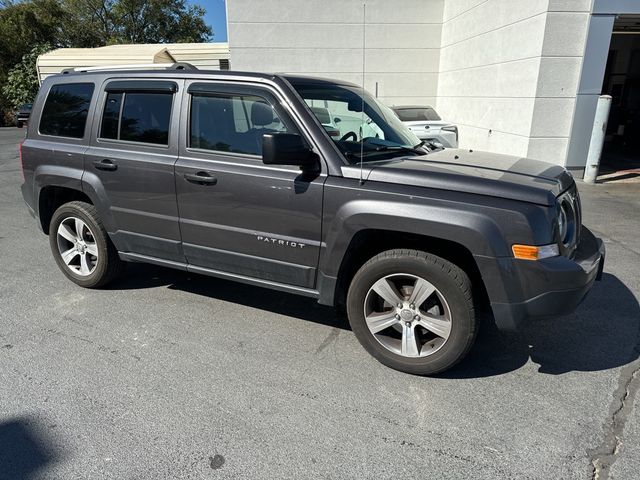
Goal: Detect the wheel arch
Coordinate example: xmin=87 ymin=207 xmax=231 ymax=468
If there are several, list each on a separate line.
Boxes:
xmin=37 ymin=185 xmax=93 ymax=235
xmin=331 ymin=229 xmax=489 ymax=311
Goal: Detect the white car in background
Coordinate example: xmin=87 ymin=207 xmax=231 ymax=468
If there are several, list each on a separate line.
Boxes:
xmin=392 ymin=105 xmax=459 ymax=148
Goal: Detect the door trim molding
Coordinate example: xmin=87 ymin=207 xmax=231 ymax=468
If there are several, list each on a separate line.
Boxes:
xmin=119 ymin=251 xmax=320 ymax=298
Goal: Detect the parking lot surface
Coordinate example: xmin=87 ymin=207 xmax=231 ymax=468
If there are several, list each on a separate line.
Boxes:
xmin=1 ymin=126 xmax=639 ymax=479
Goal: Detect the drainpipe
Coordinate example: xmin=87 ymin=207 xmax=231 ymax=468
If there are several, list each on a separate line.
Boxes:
xmin=583 ymin=95 xmax=612 ymax=184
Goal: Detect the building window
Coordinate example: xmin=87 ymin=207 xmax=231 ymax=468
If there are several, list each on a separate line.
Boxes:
xmin=100 ymin=92 xmax=173 ymax=145
xmin=39 ymin=83 xmax=94 ymax=138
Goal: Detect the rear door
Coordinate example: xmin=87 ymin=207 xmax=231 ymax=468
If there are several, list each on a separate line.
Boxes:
xmin=174 ymin=81 xmax=325 ymax=288
xmin=84 ymin=79 xmax=185 ymax=262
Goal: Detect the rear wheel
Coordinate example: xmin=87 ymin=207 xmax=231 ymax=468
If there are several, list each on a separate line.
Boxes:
xmin=49 ymin=201 xmax=123 ymax=288
xmin=346 ymin=249 xmax=476 ymax=375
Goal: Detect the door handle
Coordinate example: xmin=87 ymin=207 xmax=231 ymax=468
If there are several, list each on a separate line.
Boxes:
xmin=184 ymin=171 xmax=218 ymax=185
xmin=94 ymin=159 xmax=117 ymax=171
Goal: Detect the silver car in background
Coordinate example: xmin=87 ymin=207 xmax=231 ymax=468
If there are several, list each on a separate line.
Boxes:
xmin=392 ymin=105 xmax=458 ymax=148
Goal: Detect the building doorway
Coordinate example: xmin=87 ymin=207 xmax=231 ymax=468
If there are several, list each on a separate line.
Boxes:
xmin=601 ymin=15 xmax=640 ymax=175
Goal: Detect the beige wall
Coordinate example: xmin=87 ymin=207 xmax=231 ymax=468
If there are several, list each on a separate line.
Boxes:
xmin=228 ymin=0 xmax=595 ymax=166
xmin=436 ymin=0 xmax=592 ymax=165
xmin=228 ymin=0 xmax=444 ymax=107
xmin=528 ymin=1 xmax=592 ymax=163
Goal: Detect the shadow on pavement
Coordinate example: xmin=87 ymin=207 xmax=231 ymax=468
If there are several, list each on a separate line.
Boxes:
xmin=108 ymin=263 xmax=349 ymax=330
xmin=443 ymin=273 xmax=640 ymax=377
xmin=110 ymin=265 xmax=639 ymax=377
xmin=0 ymin=417 xmax=63 ymax=479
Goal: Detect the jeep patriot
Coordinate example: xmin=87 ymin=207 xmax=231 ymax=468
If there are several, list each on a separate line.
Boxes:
xmin=20 ymin=65 xmax=605 ymax=375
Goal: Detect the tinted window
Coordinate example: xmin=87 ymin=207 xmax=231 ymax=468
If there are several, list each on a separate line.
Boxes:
xmin=100 ymin=92 xmax=122 ymax=140
xmin=99 ymin=91 xmax=173 ymax=145
xmin=40 ymin=83 xmax=94 ymax=138
xmin=190 ymin=93 xmax=291 ymax=156
xmin=394 ymin=107 xmax=441 ymax=122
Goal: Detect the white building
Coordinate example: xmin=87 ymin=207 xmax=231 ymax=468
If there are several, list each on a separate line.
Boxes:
xmin=227 ymin=0 xmax=640 ymax=175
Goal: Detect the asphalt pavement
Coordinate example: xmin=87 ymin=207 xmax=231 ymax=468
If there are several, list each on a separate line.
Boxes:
xmin=1 ymin=126 xmax=639 ymax=479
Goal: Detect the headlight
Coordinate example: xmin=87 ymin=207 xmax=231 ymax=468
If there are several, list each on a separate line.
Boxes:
xmin=556 ymin=187 xmax=581 ymax=256
xmin=558 ymin=202 xmax=568 ymax=243
xmin=557 ymin=195 xmax=576 ymax=248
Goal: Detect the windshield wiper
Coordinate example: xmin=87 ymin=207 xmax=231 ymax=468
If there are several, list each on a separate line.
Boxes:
xmin=372 ymin=143 xmax=426 ymax=155
xmin=342 ymin=141 xmax=427 ymax=160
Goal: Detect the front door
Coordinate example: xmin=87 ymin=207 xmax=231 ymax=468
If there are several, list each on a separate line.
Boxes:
xmin=175 ymin=81 xmax=325 ymax=288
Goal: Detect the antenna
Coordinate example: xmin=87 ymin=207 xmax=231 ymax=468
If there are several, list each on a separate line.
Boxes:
xmin=359 ymin=2 xmax=366 ymax=186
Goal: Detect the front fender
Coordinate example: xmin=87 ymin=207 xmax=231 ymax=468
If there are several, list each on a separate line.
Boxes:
xmin=320 ymin=199 xmax=507 ymax=279
xmin=315 ymin=178 xmax=556 ymax=307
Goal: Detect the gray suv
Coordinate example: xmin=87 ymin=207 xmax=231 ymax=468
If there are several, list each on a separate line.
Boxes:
xmin=20 ymin=65 xmax=605 ymax=375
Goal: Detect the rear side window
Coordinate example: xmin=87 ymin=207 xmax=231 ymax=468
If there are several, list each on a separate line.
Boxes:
xmin=189 ymin=93 xmax=291 ymax=156
xmin=39 ymin=83 xmax=94 ymax=138
xmin=100 ymin=92 xmax=173 ymax=145
xmin=394 ymin=107 xmax=441 ymax=122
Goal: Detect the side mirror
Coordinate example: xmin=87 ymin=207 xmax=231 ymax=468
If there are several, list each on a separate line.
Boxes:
xmin=262 ymin=133 xmax=318 ymax=168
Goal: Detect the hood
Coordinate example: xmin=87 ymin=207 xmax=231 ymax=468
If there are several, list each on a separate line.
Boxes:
xmin=342 ymin=149 xmax=574 ymax=206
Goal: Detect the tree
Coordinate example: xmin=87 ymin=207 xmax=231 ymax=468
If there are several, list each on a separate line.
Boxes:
xmin=0 ymin=0 xmax=65 ymax=73
xmin=62 ymin=0 xmax=212 ymax=46
xmin=2 ymin=43 xmax=51 ymax=109
xmin=0 ymin=0 xmax=212 ymax=124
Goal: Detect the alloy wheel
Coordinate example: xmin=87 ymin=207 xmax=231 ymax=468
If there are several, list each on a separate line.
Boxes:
xmin=363 ymin=273 xmax=452 ymax=358
xmin=56 ymin=216 xmax=99 ymax=276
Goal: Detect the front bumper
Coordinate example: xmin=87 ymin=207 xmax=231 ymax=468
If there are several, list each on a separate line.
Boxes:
xmin=478 ymin=227 xmax=605 ymax=331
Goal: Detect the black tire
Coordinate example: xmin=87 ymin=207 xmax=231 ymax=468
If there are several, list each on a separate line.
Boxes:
xmin=17 ymin=121 xmax=23 ymax=128
xmin=346 ymin=249 xmax=476 ymax=375
xmin=49 ymin=201 xmax=123 ymax=288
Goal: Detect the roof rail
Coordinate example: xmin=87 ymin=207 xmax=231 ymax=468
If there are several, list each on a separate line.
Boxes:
xmin=61 ymin=62 xmax=198 ymax=74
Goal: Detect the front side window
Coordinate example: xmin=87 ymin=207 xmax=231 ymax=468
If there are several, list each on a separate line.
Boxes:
xmin=190 ymin=93 xmax=292 ymax=156
xmin=100 ymin=91 xmax=173 ymax=145
xmin=40 ymin=83 xmax=94 ymax=138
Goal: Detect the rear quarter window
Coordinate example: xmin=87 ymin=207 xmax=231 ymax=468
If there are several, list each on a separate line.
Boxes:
xmin=39 ymin=83 xmax=94 ymax=138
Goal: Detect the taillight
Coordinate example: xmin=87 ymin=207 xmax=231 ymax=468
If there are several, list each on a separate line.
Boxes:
xmin=442 ymin=125 xmax=458 ymax=142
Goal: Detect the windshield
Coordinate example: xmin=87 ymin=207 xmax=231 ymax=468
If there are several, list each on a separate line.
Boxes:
xmin=290 ymin=81 xmax=424 ymax=163
xmin=393 ymin=107 xmax=441 ymax=122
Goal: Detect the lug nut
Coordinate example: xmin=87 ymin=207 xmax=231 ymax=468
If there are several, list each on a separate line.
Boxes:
xmin=409 ymin=303 xmax=415 ymax=309
xmin=397 ymin=303 xmax=402 ymax=308
xmin=395 ymin=314 xmax=401 ymax=319
xmin=414 ymin=315 xmax=420 ymax=321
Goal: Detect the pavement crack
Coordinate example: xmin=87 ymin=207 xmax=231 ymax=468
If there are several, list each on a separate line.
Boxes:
xmin=315 ymin=327 xmax=340 ymax=355
xmin=588 ymin=356 xmax=640 ymax=480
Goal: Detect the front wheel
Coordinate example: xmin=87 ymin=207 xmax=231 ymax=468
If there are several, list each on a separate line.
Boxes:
xmin=49 ymin=201 xmax=123 ymax=288
xmin=346 ymin=249 xmax=476 ymax=375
